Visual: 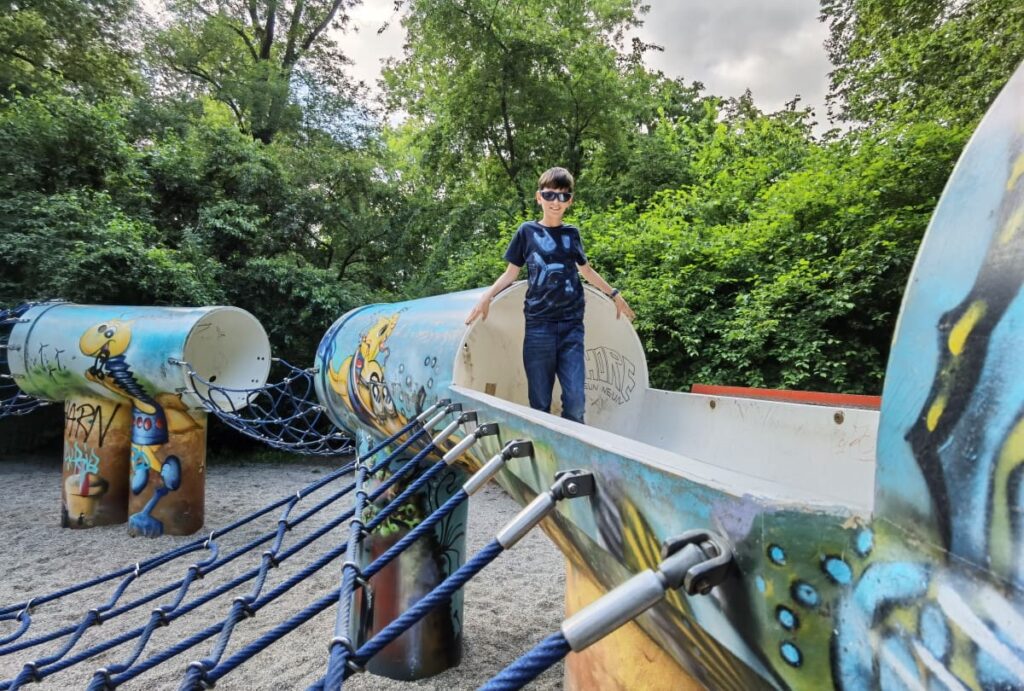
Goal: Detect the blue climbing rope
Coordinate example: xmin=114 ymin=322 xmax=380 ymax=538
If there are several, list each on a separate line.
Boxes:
xmin=173 ymin=424 xmax=458 ymax=691
xmin=0 ymin=402 xmax=437 ymax=622
xmin=308 ymin=538 xmax=506 ymax=690
xmin=479 ymin=632 xmax=572 ymax=691
xmin=190 ymin=488 xmax=472 ymax=689
xmin=0 ymin=401 xmax=451 ymax=689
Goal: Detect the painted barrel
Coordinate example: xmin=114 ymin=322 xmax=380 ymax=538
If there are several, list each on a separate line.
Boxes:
xmin=313 ymin=283 xmax=646 ymax=437
xmin=8 ymin=303 xmax=270 ymax=535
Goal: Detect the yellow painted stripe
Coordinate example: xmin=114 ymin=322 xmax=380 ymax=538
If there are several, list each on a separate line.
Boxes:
xmin=927 ymin=395 xmax=948 ymax=432
xmin=999 ymin=205 xmax=1024 ymax=246
xmin=948 ymin=301 xmax=987 ymax=355
xmin=990 ymin=416 xmax=1024 ymax=578
xmin=1009 ymin=153 xmax=1024 ymax=191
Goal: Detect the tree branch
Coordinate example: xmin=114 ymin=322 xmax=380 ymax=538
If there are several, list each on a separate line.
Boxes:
xmin=261 ymin=0 xmax=278 ymax=60
xmin=194 ymin=4 xmax=259 ymax=61
xmin=299 ymin=0 xmax=348 ymax=56
xmin=283 ymin=0 xmax=305 ymax=66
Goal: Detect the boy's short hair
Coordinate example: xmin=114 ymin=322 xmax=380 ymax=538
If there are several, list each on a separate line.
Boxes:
xmin=538 ymin=167 xmax=574 ymax=192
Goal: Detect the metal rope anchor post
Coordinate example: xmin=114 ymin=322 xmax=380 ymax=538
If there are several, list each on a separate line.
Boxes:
xmin=323 ymin=413 xmax=499 ymax=687
xmin=314 ymin=469 xmax=597 ymax=689
xmin=480 ymin=530 xmax=734 ymax=691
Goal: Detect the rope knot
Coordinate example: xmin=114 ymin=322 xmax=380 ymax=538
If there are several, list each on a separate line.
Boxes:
xmin=232 ymin=596 xmax=256 ymax=619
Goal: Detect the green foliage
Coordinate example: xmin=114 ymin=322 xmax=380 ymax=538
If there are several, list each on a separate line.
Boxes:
xmin=152 ymin=0 xmax=362 ymax=142
xmin=1 ymin=0 xmax=1020 ymax=399
xmin=580 ymin=119 xmax=969 ymax=393
xmin=822 ymin=0 xmax=1024 ymax=125
xmin=383 ymin=0 xmax=649 ymax=212
xmin=0 ymin=0 xmax=143 ymax=100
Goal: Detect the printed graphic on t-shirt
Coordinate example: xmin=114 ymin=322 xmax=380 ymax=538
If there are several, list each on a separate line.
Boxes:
xmin=504 ymin=221 xmax=588 ymax=322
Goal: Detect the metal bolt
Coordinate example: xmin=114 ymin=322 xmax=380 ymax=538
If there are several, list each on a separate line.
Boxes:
xmin=566 ymin=482 xmax=579 ymax=496
xmin=834 ymin=411 xmax=844 ymax=425
xmin=709 ymin=400 xmax=717 ymax=410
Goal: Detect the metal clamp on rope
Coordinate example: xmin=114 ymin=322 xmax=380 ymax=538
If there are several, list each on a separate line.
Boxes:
xmin=185 ymin=661 xmax=215 ymax=689
xmin=496 ymin=470 xmax=596 ymax=549
xmin=232 ymin=596 xmax=256 ymax=619
xmin=560 ymin=530 xmax=732 ymax=651
xmin=20 ymin=661 xmax=41 ymax=683
xmin=463 ymin=439 xmax=533 ymax=495
xmin=18 ymin=597 xmax=36 ymax=620
xmin=429 ymin=405 xmax=467 ymax=445
xmin=441 ymin=418 xmax=499 ymax=465
xmin=414 ymin=398 xmax=451 ymax=423
xmin=92 ymin=667 xmax=114 ymax=690
xmin=151 ymin=606 xmax=171 ymax=627
xmin=329 ymin=636 xmax=368 ymax=675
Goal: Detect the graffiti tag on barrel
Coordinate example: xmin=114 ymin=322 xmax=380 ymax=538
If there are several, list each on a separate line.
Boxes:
xmin=585 ymin=346 xmax=637 ymax=406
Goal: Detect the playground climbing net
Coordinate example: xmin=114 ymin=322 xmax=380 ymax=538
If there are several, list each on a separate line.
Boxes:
xmin=0 ymin=397 xmax=731 ymax=690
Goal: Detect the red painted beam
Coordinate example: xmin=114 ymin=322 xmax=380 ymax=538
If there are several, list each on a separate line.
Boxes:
xmin=690 ymin=384 xmax=882 ymax=410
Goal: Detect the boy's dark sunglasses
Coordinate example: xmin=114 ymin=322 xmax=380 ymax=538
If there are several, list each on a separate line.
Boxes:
xmin=539 ymin=190 xmax=573 ymax=203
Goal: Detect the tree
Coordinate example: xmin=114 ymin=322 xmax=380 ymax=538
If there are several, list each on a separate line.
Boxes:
xmin=152 ymin=0 xmax=362 ymax=142
xmin=383 ymin=0 xmax=650 ymax=215
xmin=821 ymin=0 xmax=1024 ymax=125
xmin=0 ymin=0 xmax=143 ymax=100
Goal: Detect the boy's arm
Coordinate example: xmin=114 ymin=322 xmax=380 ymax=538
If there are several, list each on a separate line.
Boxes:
xmin=465 ymin=263 xmax=522 ymax=324
xmin=578 ymin=263 xmax=636 ymax=321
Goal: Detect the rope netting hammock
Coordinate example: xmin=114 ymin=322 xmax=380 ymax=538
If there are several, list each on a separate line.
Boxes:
xmin=175 ymin=358 xmax=355 ymax=457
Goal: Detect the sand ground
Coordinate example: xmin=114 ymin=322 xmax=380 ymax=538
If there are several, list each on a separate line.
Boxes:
xmin=0 ymin=456 xmax=566 ymax=689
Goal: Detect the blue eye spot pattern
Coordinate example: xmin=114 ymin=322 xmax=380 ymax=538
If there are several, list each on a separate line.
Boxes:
xmin=822 ymin=556 xmax=854 ymax=585
xmin=780 ymin=642 xmax=803 ymax=667
xmin=767 ymin=544 xmax=787 ymax=565
xmin=855 ymin=529 xmax=874 ymax=557
xmin=776 ymin=605 xmax=799 ymax=631
xmin=791 ymin=580 xmax=820 ymax=608
xmin=755 ymin=576 xmax=766 ymax=593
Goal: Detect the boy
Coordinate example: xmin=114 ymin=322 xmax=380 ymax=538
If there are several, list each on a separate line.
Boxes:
xmin=465 ymin=167 xmax=634 ymax=424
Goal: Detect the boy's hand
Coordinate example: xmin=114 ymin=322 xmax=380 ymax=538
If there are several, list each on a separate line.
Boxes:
xmin=614 ymin=294 xmax=636 ymax=321
xmin=465 ymin=297 xmax=490 ymax=324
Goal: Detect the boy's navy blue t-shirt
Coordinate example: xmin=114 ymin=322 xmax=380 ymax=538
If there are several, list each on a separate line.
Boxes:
xmin=504 ymin=220 xmax=588 ymax=322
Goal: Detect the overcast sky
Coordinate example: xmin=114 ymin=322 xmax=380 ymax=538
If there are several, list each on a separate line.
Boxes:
xmin=342 ymin=1 xmax=834 ymax=118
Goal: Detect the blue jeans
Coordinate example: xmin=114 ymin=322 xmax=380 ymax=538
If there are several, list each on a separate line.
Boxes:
xmin=523 ymin=319 xmax=586 ymax=423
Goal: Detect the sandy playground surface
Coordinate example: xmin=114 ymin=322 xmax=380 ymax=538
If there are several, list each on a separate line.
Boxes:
xmin=0 ymin=456 xmax=566 ymax=689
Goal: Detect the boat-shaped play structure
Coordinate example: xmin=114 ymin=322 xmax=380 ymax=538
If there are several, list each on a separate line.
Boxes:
xmin=1 ymin=62 xmax=1023 ymax=690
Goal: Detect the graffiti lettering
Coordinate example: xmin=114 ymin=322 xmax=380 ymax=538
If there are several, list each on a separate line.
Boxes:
xmin=585 ymin=347 xmax=636 ymax=404
xmin=64 ymin=401 xmax=122 ymax=447
xmin=64 ymin=441 xmax=100 ymax=474
xmin=35 ymin=343 xmax=67 ymax=381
